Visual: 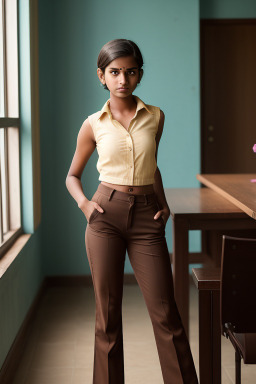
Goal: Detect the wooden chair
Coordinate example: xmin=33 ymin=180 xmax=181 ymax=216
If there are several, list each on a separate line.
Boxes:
xmin=220 ymin=235 xmax=256 ymax=384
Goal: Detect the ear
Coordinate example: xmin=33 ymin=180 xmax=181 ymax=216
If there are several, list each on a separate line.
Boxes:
xmin=138 ymin=68 xmax=144 ymax=84
xmin=97 ymin=68 xmax=106 ymax=85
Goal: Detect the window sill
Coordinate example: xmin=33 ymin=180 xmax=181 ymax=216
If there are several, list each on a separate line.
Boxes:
xmin=0 ymin=234 xmax=32 ymax=278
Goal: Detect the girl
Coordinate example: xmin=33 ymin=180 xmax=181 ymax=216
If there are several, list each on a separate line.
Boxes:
xmin=66 ymin=39 xmax=198 ymax=384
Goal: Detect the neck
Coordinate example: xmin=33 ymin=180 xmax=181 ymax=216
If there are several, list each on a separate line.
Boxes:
xmin=109 ymin=93 xmax=137 ymax=114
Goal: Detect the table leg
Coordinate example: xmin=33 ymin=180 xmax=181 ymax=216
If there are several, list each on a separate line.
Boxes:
xmin=172 ymin=217 xmax=189 ymax=337
xmin=199 ymin=290 xmax=221 ymax=384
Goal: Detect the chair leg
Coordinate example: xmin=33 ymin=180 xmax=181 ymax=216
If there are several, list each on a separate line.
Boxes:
xmin=235 ymin=349 xmax=241 ymax=384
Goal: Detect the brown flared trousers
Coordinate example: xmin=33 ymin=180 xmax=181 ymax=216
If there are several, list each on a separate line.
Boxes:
xmin=85 ymin=182 xmax=198 ymax=384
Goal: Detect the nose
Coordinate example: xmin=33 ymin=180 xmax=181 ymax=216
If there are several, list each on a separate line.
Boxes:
xmin=119 ymin=72 xmax=128 ymax=85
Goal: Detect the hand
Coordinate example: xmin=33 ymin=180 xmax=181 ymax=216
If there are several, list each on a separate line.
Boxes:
xmin=78 ymin=197 xmax=104 ymax=222
xmin=154 ymin=206 xmax=170 ymax=226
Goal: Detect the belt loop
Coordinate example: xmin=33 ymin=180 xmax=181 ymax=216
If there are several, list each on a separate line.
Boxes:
xmin=108 ymin=189 xmax=115 ymax=201
xmin=144 ymin=194 xmax=148 ymax=205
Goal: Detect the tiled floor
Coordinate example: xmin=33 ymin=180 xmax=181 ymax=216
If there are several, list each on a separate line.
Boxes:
xmin=11 ymin=278 xmax=255 ymax=383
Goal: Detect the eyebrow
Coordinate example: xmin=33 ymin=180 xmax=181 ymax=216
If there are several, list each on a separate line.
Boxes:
xmin=109 ymin=67 xmax=138 ymax=70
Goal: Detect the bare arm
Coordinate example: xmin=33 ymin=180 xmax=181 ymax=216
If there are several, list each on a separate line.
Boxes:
xmin=153 ymin=110 xmax=170 ymax=225
xmin=65 ymin=118 xmax=103 ymax=220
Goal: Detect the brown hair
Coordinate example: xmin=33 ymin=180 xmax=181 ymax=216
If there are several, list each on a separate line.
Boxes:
xmin=97 ymin=39 xmax=144 ymax=90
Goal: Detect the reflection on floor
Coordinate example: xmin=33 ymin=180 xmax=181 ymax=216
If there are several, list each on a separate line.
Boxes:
xmin=11 ymin=279 xmax=256 ymax=384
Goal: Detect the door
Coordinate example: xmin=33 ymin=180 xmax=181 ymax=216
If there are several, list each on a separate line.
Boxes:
xmin=201 ymin=20 xmax=256 ymax=173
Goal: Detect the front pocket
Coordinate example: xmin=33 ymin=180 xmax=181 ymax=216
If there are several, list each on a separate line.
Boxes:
xmin=154 ymin=213 xmax=165 ymax=226
xmin=88 ymin=207 xmax=100 ymax=224
xmin=159 ymin=215 xmax=165 ymax=226
xmin=152 ymin=197 xmax=165 ymax=227
xmin=88 ymin=192 xmax=103 ymax=224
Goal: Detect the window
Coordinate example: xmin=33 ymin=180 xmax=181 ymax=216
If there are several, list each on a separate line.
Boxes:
xmin=0 ymin=0 xmax=22 ymax=257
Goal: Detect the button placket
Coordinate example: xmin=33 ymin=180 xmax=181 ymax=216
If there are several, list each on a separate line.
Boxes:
xmin=126 ymin=133 xmax=134 ymax=182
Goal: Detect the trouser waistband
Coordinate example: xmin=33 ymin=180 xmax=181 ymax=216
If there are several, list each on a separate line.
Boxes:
xmin=97 ymin=183 xmax=156 ymax=204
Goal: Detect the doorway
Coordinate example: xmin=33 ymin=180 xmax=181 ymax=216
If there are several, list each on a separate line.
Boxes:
xmin=200 ymin=19 xmax=256 ymax=173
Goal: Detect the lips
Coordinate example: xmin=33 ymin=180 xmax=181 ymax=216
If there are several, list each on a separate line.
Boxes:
xmin=118 ymin=88 xmax=129 ymax=90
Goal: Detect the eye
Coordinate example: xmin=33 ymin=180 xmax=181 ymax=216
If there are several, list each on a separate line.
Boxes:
xmin=128 ymin=70 xmax=136 ymax=75
xmin=110 ymin=70 xmax=119 ymax=75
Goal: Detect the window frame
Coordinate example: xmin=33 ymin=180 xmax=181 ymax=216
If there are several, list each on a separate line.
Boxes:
xmin=0 ymin=0 xmax=41 ymax=261
xmin=0 ymin=0 xmax=22 ymax=258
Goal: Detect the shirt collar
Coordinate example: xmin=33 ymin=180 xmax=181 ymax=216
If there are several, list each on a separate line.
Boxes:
xmin=97 ymin=95 xmax=153 ymax=121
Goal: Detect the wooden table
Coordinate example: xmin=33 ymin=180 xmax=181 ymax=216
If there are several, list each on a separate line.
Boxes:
xmin=165 ymin=187 xmax=256 ymax=337
xmin=197 ymin=174 xmax=256 ymax=219
xmin=192 ymin=268 xmax=221 ymax=384
xmin=192 ymin=173 xmax=256 ymax=382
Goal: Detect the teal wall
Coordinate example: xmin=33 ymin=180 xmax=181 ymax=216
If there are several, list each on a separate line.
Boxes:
xmin=201 ymin=0 xmax=256 ymax=18
xmin=0 ymin=0 xmax=44 ymax=370
xmin=38 ymin=0 xmax=201 ymax=276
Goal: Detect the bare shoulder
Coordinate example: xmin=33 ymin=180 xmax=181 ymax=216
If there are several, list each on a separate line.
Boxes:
xmin=77 ymin=117 xmax=96 ymax=144
xmin=66 ymin=118 xmax=96 ymax=179
xmin=159 ymin=109 xmax=165 ymax=125
xmin=154 ymin=109 xmax=165 ymax=160
xmin=156 ymin=109 xmax=165 ymax=139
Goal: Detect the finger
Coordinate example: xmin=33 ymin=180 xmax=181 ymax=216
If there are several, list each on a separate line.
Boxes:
xmin=96 ymin=204 xmax=104 ymax=213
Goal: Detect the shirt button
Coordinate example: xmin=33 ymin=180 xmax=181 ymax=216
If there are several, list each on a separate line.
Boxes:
xmin=130 ymin=165 xmax=132 ymax=168
xmin=128 ymin=187 xmax=133 ymax=192
xmin=129 ymin=147 xmax=132 ymax=151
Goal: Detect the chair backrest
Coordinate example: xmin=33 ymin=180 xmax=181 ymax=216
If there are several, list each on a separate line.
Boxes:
xmin=220 ymin=235 xmax=256 ymax=334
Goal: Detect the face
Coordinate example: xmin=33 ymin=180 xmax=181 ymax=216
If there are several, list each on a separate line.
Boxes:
xmin=97 ymin=55 xmax=143 ymax=98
